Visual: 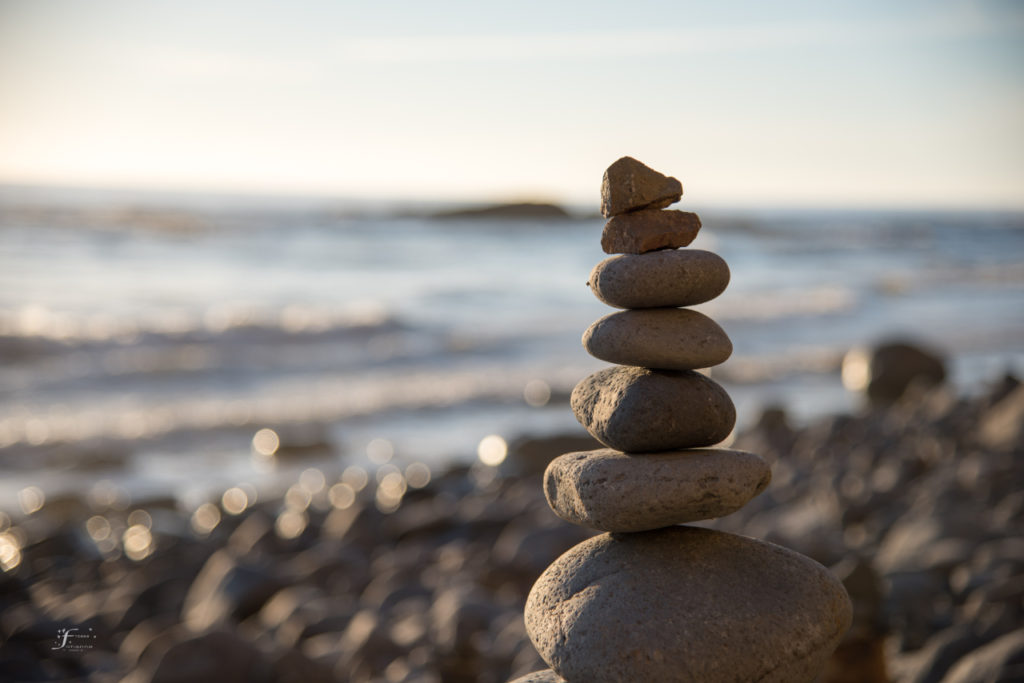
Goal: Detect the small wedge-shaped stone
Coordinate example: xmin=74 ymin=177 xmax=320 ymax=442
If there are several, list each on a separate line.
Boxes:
xmin=582 ymin=308 xmax=732 ymax=370
xmin=601 ymin=209 xmax=701 ymax=254
xmin=601 ymin=156 xmax=682 ymax=217
xmin=571 ymin=366 xmax=735 ymax=452
xmin=525 ymin=527 xmax=853 ymax=683
xmin=589 ymin=249 xmax=730 ymax=309
xmin=544 ymin=448 xmax=770 ymax=532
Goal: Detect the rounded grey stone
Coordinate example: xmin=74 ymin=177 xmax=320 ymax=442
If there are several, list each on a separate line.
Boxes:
xmin=525 ymin=527 xmax=853 ymax=683
xmin=508 ymin=670 xmax=566 ymax=683
xmin=570 ymin=366 xmax=735 ymax=452
xmin=544 ymin=448 xmax=771 ymax=532
xmin=588 ymin=249 xmax=730 ymax=309
xmin=582 ymin=308 xmax=732 ymax=370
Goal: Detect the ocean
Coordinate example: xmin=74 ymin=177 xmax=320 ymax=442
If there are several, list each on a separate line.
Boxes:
xmin=2 ymin=186 xmax=1022 ymax=510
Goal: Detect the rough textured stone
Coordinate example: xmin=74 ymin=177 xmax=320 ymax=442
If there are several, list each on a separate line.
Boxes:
xmin=582 ymin=308 xmax=732 ymax=370
xmin=601 ymin=209 xmax=701 ymax=254
xmin=601 ymin=156 xmax=682 ymax=217
xmin=525 ymin=527 xmax=852 ymax=683
xmin=571 ymin=366 xmax=735 ymax=452
xmin=544 ymin=448 xmax=771 ymax=532
xmin=508 ymin=670 xmax=567 ymax=683
xmin=589 ymin=249 xmax=730 ymax=309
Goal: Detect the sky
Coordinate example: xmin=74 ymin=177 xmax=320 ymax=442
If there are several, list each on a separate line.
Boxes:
xmin=1 ymin=0 xmax=1022 ymax=208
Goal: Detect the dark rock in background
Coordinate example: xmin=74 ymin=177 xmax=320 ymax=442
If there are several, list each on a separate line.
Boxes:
xmin=847 ymin=340 xmax=947 ymax=406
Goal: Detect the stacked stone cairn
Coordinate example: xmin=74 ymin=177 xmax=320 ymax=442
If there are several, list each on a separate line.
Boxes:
xmin=512 ymin=158 xmax=853 ymax=683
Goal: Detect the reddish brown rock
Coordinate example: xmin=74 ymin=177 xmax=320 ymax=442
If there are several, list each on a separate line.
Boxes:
xmin=601 ymin=209 xmax=701 ymax=255
xmin=601 ymin=157 xmax=682 ymax=217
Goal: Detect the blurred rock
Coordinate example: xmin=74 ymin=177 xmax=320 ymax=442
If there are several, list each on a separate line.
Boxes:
xmin=845 ymin=340 xmax=946 ymax=405
xmin=181 ymin=550 xmax=288 ymax=630
xmin=269 ymin=647 xmax=337 ymax=683
xmin=336 ymin=609 xmax=403 ymax=676
xmin=492 ymin=520 xmax=592 ymax=581
xmin=502 ymin=433 xmax=603 ymax=477
xmin=148 ymin=630 xmax=272 ymax=683
xmin=115 ymin=574 xmax=192 ymax=633
xmin=903 ymin=625 xmax=989 ymax=683
xmin=267 ymin=424 xmax=338 ymax=461
xmin=940 ymin=628 xmax=1024 ymax=683
xmin=430 ymin=585 xmax=500 ymax=656
xmin=821 ymin=557 xmax=889 ymax=683
xmin=978 ymin=383 xmax=1024 ymax=451
xmin=117 ymin=617 xmax=181 ymax=672
xmin=431 ymin=202 xmax=571 ymax=221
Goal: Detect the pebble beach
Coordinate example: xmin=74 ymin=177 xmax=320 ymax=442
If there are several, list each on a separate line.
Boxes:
xmin=1 ymin=373 xmax=1022 ymax=682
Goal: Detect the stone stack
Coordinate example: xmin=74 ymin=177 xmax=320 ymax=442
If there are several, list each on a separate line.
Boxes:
xmin=512 ymin=157 xmax=852 ymax=683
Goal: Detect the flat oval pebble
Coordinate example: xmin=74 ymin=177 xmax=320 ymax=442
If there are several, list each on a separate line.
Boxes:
xmin=544 ymin=448 xmax=770 ymax=532
xmin=508 ymin=670 xmax=566 ymax=683
xmin=588 ymin=249 xmax=730 ymax=309
xmin=525 ymin=526 xmax=852 ymax=683
xmin=582 ymin=308 xmax=732 ymax=370
xmin=571 ymin=366 xmax=735 ymax=452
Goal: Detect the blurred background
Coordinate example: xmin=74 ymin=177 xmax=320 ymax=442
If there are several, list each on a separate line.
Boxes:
xmin=0 ymin=2 xmax=1022 ymax=682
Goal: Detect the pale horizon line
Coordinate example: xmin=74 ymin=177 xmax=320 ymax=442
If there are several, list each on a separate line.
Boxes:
xmin=2 ymin=178 xmax=1023 ymax=215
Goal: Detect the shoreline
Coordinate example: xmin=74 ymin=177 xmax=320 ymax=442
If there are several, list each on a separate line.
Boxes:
xmin=2 ymin=351 xmax=1018 ymax=518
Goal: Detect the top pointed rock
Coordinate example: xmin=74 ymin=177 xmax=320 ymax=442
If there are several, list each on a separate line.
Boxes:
xmin=601 ymin=157 xmax=683 ymax=218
